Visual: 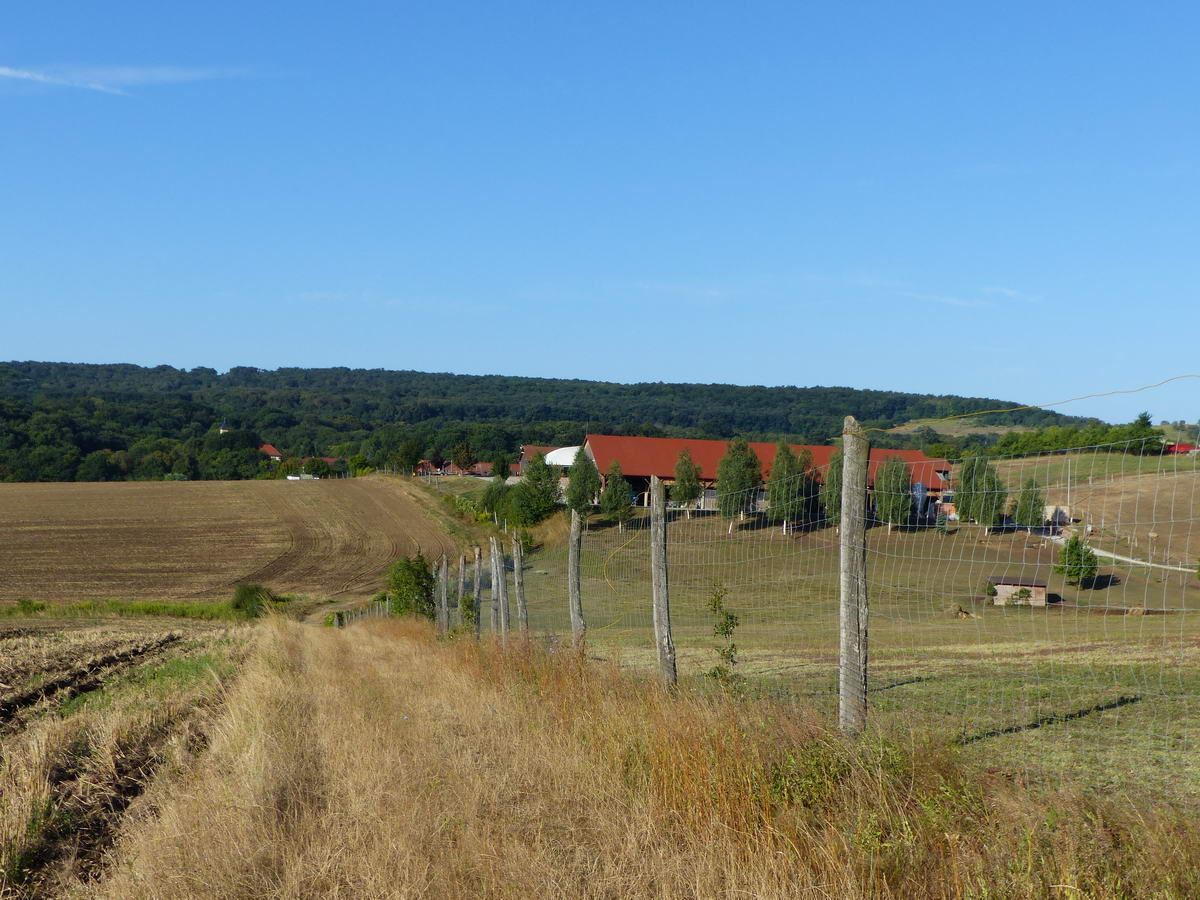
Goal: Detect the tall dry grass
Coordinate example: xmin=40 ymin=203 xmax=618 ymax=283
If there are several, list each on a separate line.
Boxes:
xmin=94 ymin=618 xmax=1200 ymax=899
xmin=0 ymin=630 xmax=238 ymax=897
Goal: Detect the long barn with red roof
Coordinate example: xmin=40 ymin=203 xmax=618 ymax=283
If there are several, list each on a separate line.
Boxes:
xmin=580 ymin=434 xmax=950 ymax=509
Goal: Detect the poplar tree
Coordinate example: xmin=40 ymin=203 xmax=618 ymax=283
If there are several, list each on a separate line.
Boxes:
xmin=766 ymin=440 xmax=805 ymax=528
xmin=820 ymin=449 xmax=843 ymax=528
xmin=512 ymin=452 xmax=559 ymax=523
xmin=671 ymin=448 xmax=702 ymax=518
xmin=954 ymin=455 xmax=1007 ymax=531
xmin=565 ymin=448 xmax=600 ymax=518
xmin=1012 ymin=477 xmax=1045 ymax=527
xmin=873 ymin=456 xmax=912 ymax=532
xmin=716 ymin=438 xmax=762 ymax=519
xmin=491 ymin=454 xmax=511 ymax=480
xmin=599 ymin=461 xmax=634 ymax=531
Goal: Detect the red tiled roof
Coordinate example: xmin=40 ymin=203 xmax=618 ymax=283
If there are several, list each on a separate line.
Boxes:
xmin=519 ymin=445 xmax=560 ymax=467
xmin=583 ymin=434 xmax=949 ymax=487
xmin=259 ymin=443 xmax=283 ymax=458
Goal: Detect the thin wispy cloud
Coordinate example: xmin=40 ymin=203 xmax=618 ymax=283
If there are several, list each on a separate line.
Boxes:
xmin=0 ymin=65 xmax=123 ymax=94
xmin=0 ymin=64 xmax=248 ymax=96
xmin=982 ymin=285 xmax=1041 ymax=303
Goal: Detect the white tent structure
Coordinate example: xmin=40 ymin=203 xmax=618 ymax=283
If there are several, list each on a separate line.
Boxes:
xmin=544 ymin=446 xmax=582 ymax=468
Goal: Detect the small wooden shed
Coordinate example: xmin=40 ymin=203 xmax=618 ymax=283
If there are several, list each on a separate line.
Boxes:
xmin=989 ymin=576 xmax=1048 ymax=606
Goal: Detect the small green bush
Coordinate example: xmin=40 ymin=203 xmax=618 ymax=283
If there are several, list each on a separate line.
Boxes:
xmin=16 ymin=597 xmax=46 ymax=615
xmin=387 ymin=552 xmax=436 ymax=619
xmin=231 ymin=583 xmax=278 ymax=618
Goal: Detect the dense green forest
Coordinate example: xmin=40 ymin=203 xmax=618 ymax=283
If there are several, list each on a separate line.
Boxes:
xmin=0 ymin=361 xmax=1097 ymax=482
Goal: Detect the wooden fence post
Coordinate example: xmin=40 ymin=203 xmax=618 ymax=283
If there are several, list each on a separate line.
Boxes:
xmin=437 ymin=554 xmax=450 ymax=634
xmin=649 ymin=475 xmax=677 ymax=688
xmin=839 ymin=415 xmax=870 ymax=737
xmin=473 ymin=545 xmax=483 ymax=641
xmin=456 ymin=554 xmax=466 ymax=628
xmin=489 ymin=536 xmax=510 ymax=644
xmin=497 ymin=538 xmax=510 ymax=638
xmin=568 ymin=509 xmax=586 ymax=647
xmin=511 ymin=533 xmax=529 ymax=634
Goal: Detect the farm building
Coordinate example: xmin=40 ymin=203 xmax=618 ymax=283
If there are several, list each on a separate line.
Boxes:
xmin=1166 ymin=442 xmax=1198 ymax=455
xmin=518 ymin=445 xmax=561 ymax=469
xmin=417 ymin=460 xmax=521 ymax=477
xmin=259 ymin=443 xmax=284 ymax=461
xmin=580 ymin=434 xmax=951 ymax=511
xmin=988 ymin=576 xmax=1049 ymax=606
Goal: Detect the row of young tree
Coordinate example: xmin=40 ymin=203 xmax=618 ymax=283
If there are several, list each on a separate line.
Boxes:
xmin=473 ymin=439 xmax=846 ymax=533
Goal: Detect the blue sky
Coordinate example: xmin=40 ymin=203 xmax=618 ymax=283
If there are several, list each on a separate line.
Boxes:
xmin=3 ymin=3 xmax=1198 ymax=423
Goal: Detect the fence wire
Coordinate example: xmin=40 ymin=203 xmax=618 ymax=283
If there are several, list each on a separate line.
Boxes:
xmin=408 ymin=439 xmax=1200 ymax=799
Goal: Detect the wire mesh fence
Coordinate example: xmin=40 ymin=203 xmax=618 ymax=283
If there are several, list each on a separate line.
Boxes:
xmin=357 ymin=432 xmax=1200 ymax=799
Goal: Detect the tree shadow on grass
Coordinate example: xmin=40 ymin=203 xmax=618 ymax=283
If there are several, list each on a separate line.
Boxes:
xmin=955 ymin=695 xmax=1141 ymax=745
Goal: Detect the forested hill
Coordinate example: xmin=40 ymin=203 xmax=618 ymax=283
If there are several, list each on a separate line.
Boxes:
xmin=0 ymin=361 xmax=1093 ymax=482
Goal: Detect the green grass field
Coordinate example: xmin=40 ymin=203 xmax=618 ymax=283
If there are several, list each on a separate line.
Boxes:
xmin=511 ymin=511 xmax=1200 ymax=801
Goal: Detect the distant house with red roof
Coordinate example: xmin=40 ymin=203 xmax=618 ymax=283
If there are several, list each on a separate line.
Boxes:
xmin=259 ymin=443 xmax=284 ymax=461
xmin=519 ymin=445 xmax=561 ymax=469
xmin=580 ymin=434 xmax=950 ymax=510
xmin=1166 ymin=442 xmax=1197 ymax=455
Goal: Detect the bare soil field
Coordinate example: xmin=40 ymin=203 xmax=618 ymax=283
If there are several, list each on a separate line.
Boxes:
xmin=0 ymin=476 xmax=457 ymax=605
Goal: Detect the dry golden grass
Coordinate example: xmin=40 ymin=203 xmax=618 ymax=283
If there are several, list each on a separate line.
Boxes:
xmin=0 ymin=624 xmax=242 ymax=897
xmin=96 ymin=618 xmax=1200 ymax=899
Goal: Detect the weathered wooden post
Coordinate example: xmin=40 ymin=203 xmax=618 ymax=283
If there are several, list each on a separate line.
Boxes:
xmin=511 ymin=532 xmax=529 ymax=634
xmin=456 ymin=553 xmax=466 ymax=627
xmin=472 ymin=545 xmax=483 ymax=640
xmin=488 ymin=537 xmax=509 ymax=643
xmin=839 ymin=415 xmax=870 ymax=737
xmin=489 ymin=538 xmax=500 ymax=631
xmin=649 ymin=475 xmax=677 ymax=688
xmin=437 ymin=554 xmax=450 ymax=634
xmin=568 ymin=509 xmax=586 ymax=647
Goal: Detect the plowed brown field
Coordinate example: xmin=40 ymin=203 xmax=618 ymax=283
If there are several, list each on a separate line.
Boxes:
xmin=0 ymin=476 xmax=458 ymax=603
